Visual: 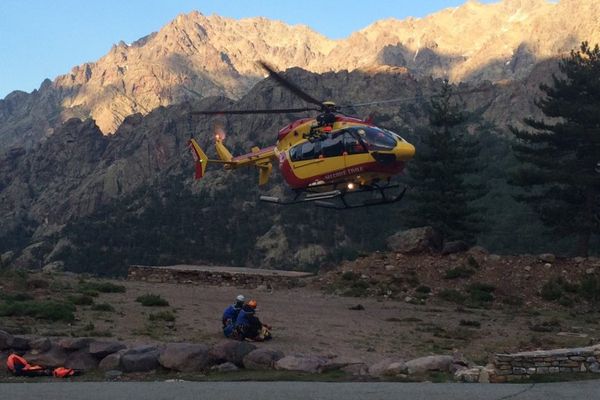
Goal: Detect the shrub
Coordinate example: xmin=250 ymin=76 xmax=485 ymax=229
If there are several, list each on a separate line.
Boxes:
xmin=467 ymin=283 xmax=495 ymax=304
xmin=579 ymin=275 xmax=600 ymax=302
xmin=27 ymin=279 xmax=49 ymax=289
xmin=0 ymin=300 xmax=75 ymax=321
xmin=466 ymin=255 xmax=480 ymax=269
xmin=136 ymin=294 xmax=169 ymax=307
xmin=79 ymin=281 xmax=126 ymax=293
xmin=416 ymin=285 xmax=432 ymax=294
xmin=68 ymin=294 xmax=94 ymax=306
xmin=438 ymin=289 xmax=466 ymax=304
xmin=91 ymin=303 xmax=115 ymax=312
xmin=541 ymin=278 xmax=563 ymax=301
xmin=149 ymin=311 xmax=176 ymax=322
xmin=1 ymin=293 xmax=33 ymax=302
xmin=445 ymin=266 xmax=475 ymax=279
xmin=459 ymin=319 xmax=481 ymax=328
xmin=341 ymin=271 xmax=357 ymax=281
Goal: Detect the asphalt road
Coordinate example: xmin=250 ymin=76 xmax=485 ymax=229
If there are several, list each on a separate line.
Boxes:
xmin=1 ymin=381 xmax=599 ymax=400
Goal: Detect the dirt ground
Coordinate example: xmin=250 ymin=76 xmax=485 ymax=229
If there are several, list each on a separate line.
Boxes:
xmin=2 ymin=255 xmax=599 ymax=365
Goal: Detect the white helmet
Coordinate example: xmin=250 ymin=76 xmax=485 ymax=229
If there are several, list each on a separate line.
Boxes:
xmin=236 ymin=294 xmax=245 ymax=302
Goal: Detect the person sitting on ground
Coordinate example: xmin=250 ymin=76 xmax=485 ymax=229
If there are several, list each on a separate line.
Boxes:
xmin=234 ymin=299 xmax=272 ymax=341
xmin=222 ymin=294 xmax=245 ymax=338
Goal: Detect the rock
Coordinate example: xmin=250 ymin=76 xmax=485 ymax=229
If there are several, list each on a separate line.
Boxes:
xmin=342 ymin=363 xmax=369 ymax=376
xmin=544 ymin=263 xmax=552 ymax=268
xmin=99 ymin=350 xmax=126 ymax=371
xmin=104 ymin=370 xmax=123 ymax=380
xmin=348 ymin=304 xmax=365 ymax=311
xmin=539 ymin=253 xmax=556 ymax=263
xmin=243 ymin=348 xmax=284 ymax=370
xmin=586 ymin=268 xmax=596 ymax=275
xmin=479 ymin=365 xmax=495 ymax=383
xmin=524 ymin=265 xmax=532 ymax=272
xmin=454 ymin=367 xmax=481 ymax=383
xmin=442 ymin=241 xmax=469 ymax=255
xmin=211 ymin=362 xmax=239 ymax=372
xmin=159 ymin=343 xmax=210 ymax=372
xmin=320 ymin=356 xmax=364 ymax=373
xmin=42 ymin=261 xmax=64 ymax=273
xmin=467 ymin=246 xmax=488 ymax=256
xmin=0 ymin=350 xmax=10 ymax=371
xmin=405 ymin=355 xmax=453 ymax=374
xmin=58 ymin=337 xmax=92 ymax=351
xmin=275 ymin=355 xmax=328 ymax=373
xmin=574 ymin=257 xmax=586 ymax=264
xmin=29 ymin=337 xmax=51 ymax=353
xmin=89 ymin=340 xmax=126 ymax=358
xmin=121 ymin=345 xmax=160 ymax=373
xmin=368 ymin=358 xmax=406 ymax=377
xmin=209 ymin=341 xmax=256 ymax=367
xmin=8 ymin=336 xmax=30 ymax=351
xmin=1 ymin=251 xmax=15 ymax=265
xmin=24 ymin=345 xmax=68 ymax=368
xmin=384 ymin=264 xmax=396 ymax=271
xmin=65 ymin=350 xmax=99 ymax=370
xmin=488 ymin=254 xmax=502 ymax=262
xmin=386 ymin=227 xmax=442 ymax=254
xmin=589 ymin=362 xmax=600 ymax=373
xmin=0 ymin=330 xmax=13 ymax=350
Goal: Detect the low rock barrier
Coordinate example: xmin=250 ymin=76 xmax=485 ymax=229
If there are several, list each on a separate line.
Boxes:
xmin=491 ymin=345 xmax=600 ymax=382
xmin=127 ymin=265 xmax=313 ymax=289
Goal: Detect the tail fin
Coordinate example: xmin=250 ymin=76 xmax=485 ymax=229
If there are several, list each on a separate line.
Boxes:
xmin=215 ymin=136 xmax=233 ymax=162
xmin=188 ymin=138 xmax=209 ymax=180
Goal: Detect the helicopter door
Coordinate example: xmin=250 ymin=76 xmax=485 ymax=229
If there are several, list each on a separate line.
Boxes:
xmin=288 ymin=132 xmax=346 ymax=182
xmin=343 ymin=130 xmax=370 ymax=174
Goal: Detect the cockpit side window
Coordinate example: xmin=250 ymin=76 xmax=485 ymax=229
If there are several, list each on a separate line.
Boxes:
xmin=344 ymin=131 xmax=367 ymax=154
xmin=350 ymin=127 xmax=397 ymax=151
xmin=320 ymin=132 xmax=345 ymax=158
xmin=290 ymin=140 xmax=320 ymax=161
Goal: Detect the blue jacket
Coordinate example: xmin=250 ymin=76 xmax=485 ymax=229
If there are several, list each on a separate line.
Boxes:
xmin=235 ymin=308 xmax=261 ymax=337
xmin=222 ymin=304 xmax=242 ymax=327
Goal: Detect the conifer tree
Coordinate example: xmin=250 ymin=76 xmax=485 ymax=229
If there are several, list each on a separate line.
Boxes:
xmin=511 ymin=42 xmax=600 ymax=256
xmin=405 ymin=80 xmax=483 ymax=243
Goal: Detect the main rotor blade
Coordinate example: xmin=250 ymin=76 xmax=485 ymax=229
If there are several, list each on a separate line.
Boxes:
xmin=339 ymin=88 xmax=494 ymax=109
xmin=192 ymin=107 xmax=319 ymax=115
xmin=258 ymin=61 xmax=324 ymax=107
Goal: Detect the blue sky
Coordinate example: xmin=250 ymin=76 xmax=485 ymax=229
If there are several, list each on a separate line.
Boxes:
xmin=0 ymin=0 xmax=496 ymax=98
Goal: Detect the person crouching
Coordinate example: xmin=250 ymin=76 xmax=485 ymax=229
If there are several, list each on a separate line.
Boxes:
xmin=234 ymin=299 xmax=272 ymax=341
xmin=222 ymin=294 xmax=245 ymax=338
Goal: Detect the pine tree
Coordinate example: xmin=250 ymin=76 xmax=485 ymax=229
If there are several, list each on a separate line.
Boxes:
xmin=511 ymin=42 xmax=600 ymax=256
xmin=405 ymin=80 xmax=484 ymax=243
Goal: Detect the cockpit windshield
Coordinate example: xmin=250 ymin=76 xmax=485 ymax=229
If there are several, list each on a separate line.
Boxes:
xmin=347 ymin=126 xmax=398 ymax=151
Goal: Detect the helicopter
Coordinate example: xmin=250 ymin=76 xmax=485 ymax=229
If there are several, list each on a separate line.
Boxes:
xmin=188 ymin=61 xmax=416 ymax=209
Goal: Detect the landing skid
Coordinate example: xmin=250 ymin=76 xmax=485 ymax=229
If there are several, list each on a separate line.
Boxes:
xmin=260 ymin=184 xmax=407 ymax=210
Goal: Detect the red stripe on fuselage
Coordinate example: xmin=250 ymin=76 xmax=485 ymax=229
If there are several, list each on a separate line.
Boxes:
xmin=280 ymin=158 xmax=405 ymax=189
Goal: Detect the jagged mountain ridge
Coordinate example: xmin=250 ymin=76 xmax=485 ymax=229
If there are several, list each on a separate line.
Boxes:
xmin=1 ymin=0 xmax=600 ymax=149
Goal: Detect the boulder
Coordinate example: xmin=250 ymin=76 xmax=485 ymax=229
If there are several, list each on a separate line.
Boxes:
xmin=121 ymin=345 xmax=160 ymax=372
xmin=105 ymin=370 xmax=123 ymax=380
xmin=159 ymin=343 xmax=210 ymax=372
xmin=387 ymin=227 xmax=442 ymax=254
xmin=99 ymin=350 xmax=126 ymax=371
xmin=58 ymin=337 xmax=92 ymax=351
xmin=0 ymin=330 xmax=13 ymax=350
xmin=368 ymin=358 xmax=407 ymax=377
xmin=8 ymin=336 xmax=30 ymax=351
xmin=211 ymin=362 xmax=239 ymax=372
xmin=42 ymin=261 xmax=63 ymax=273
xmin=89 ymin=340 xmax=126 ymax=358
xmin=405 ymin=355 xmax=453 ymax=374
xmin=65 ymin=350 xmax=99 ymax=370
xmin=29 ymin=337 xmax=51 ymax=353
xmin=442 ymin=241 xmax=469 ymax=255
xmin=320 ymin=356 xmax=364 ymax=373
xmin=275 ymin=355 xmax=328 ymax=373
xmin=0 ymin=350 xmax=10 ymax=371
xmin=342 ymin=363 xmax=369 ymax=376
xmin=243 ymin=348 xmax=284 ymax=370
xmin=24 ymin=345 xmax=68 ymax=368
xmin=209 ymin=341 xmax=256 ymax=367
xmin=454 ymin=367 xmax=482 ymax=383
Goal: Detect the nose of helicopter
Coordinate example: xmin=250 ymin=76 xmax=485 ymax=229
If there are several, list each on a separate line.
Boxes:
xmin=395 ymin=141 xmax=415 ymax=161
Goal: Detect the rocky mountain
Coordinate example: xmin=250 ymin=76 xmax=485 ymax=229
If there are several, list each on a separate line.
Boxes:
xmin=2 ymin=0 xmax=600 ymax=150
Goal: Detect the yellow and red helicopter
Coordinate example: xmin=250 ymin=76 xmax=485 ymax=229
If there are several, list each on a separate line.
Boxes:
xmin=188 ymin=62 xmax=416 ymax=209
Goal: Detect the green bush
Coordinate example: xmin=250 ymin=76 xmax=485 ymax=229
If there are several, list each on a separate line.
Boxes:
xmin=438 ymin=289 xmax=466 ymax=304
xmin=467 ymin=283 xmax=495 ymax=304
xmin=149 ymin=311 xmax=176 ymax=322
xmin=0 ymin=300 xmax=75 ymax=321
xmin=79 ymin=281 xmax=126 ymax=293
xmin=136 ymin=294 xmax=169 ymax=307
xmin=579 ymin=275 xmax=600 ymax=302
xmin=91 ymin=303 xmax=115 ymax=312
xmin=541 ymin=278 xmax=563 ymax=301
xmin=416 ymin=285 xmax=432 ymax=294
xmin=67 ymin=294 xmax=94 ymax=306
xmin=341 ymin=271 xmax=357 ymax=281
xmin=27 ymin=279 xmax=49 ymax=289
xmin=459 ymin=319 xmax=481 ymax=328
xmin=1 ymin=292 xmax=33 ymax=302
xmin=445 ymin=266 xmax=475 ymax=279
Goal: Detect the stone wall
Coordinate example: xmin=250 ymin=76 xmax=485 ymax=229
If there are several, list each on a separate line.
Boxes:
xmin=127 ymin=265 xmax=313 ymax=289
xmin=491 ymin=345 xmax=600 ymax=382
